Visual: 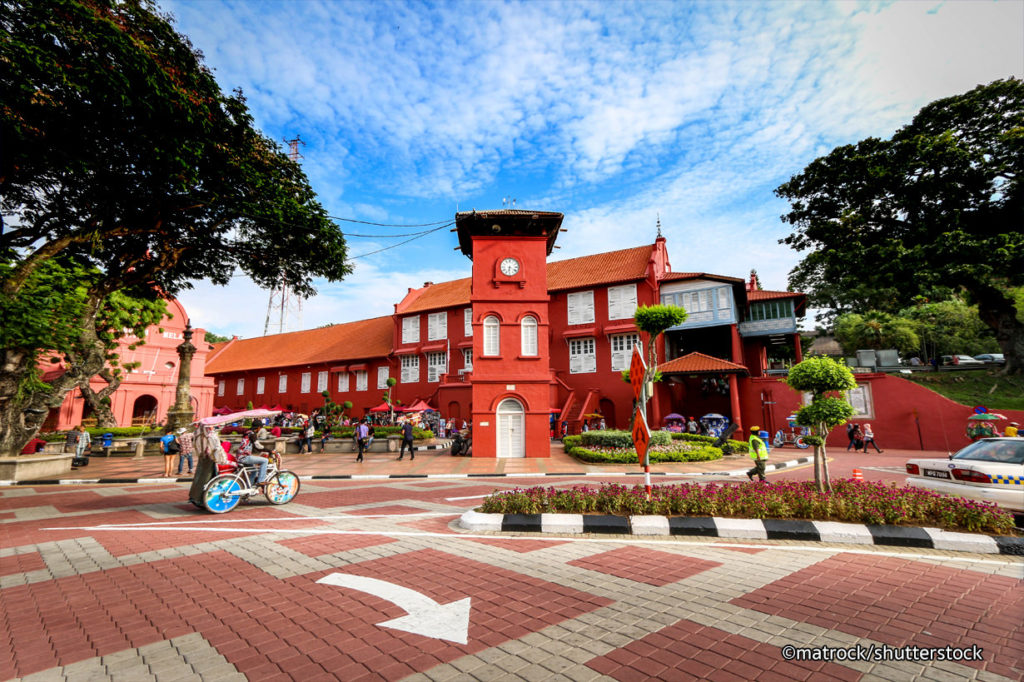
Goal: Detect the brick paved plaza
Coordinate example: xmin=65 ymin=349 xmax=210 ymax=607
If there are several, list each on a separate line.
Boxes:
xmin=1 ymin=463 xmax=1022 ymax=681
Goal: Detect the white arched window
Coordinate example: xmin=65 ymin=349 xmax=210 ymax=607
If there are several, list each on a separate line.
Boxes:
xmin=483 ymin=315 xmax=500 ymax=356
xmin=520 ymin=316 xmax=537 ymax=356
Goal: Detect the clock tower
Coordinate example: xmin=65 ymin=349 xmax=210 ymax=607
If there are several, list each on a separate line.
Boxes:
xmin=455 ymin=210 xmax=563 ymax=458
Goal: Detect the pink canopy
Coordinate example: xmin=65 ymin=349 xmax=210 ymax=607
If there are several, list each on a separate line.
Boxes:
xmin=369 ymin=402 xmax=410 ymax=413
xmin=197 ymin=409 xmax=281 ymax=426
xmin=211 ymin=405 xmax=236 ymax=416
xmin=406 ymin=399 xmax=435 ymax=412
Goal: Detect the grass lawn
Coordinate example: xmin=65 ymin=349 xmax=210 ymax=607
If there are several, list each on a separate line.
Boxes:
xmin=905 ymin=369 xmax=1024 ymax=411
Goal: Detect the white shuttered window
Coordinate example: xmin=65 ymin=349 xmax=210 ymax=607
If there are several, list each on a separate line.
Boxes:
xmin=483 ymin=316 xmax=500 ymax=356
xmin=317 ymin=371 xmax=327 ymax=392
xmin=607 ymin=284 xmax=638 ymax=320
xmin=462 ymin=348 xmax=473 ymax=372
xmin=256 ymin=377 xmax=265 ymax=395
xmin=354 ymin=370 xmax=367 ymax=392
xmin=464 ymin=308 xmax=472 ymax=336
xmin=278 ymin=375 xmax=287 ymax=393
xmin=300 ymin=372 xmax=311 ymax=393
xmin=217 ymin=380 xmax=225 ymax=396
xmin=236 ymin=378 xmax=245 ymax=395
xmin=567 ymin=291 xmax=595 ymax=325
xmin=520 ymin=316 xmax=538 ymax=356
xmin=427 ymin=352 xmax=446 ymax=382
xmin=402 ymin=316 xmax=420 ymax=344
xmin=569 ymin=338 xmax=597 ymax=374
xmin=400 ymin=355 xmax=419 ymax=383
xmin=377 ymin=366 xmax=389 ymax=389
xmin=427 ymin=312 xmax=447 ymax=341
xmin=337 ymin=372 xmax=349 ymax=392
xmin=610 ymin=334 xmax=641 ymax=371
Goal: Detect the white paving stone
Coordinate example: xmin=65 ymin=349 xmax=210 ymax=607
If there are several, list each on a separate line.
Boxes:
xmin=541 ymin=514 xmax=583 ymax=534
xmin=629 ymin=515 xmax=670 ymax=535
xmin=813 ymin=520 xmax=876 ymax=544
xmin=713 ymin=517 xmax=767 ymax=539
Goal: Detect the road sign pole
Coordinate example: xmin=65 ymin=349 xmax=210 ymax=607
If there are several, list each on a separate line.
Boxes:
xmin=630 ymin=344 xmax=652 ymax=500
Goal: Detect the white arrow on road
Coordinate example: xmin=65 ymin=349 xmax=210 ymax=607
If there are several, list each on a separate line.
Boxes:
xmin=315 ymin=573 xmax=471 ymax=644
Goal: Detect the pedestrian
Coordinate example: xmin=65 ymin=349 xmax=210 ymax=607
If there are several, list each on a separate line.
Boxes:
xmin=355 ymin=419 xmax=369 ymax=462
xmin=1006 ymin=421 xmax=1020 ymax=438
xmin=862 ymin=423 xmax=883 ymax=453
xmin=398 ymin=419 xmax=415 ymax=460
xmin=687 ymin=417 xmax=698 ymax=434
xmin=582 ymin=421 xmax=589 ymax=432
xmin=746 ymin=426 xmax=769 ymax=482
xmin=599 ymin=418 xmax=606 ymax=430
xmin=73 ymin=425 xmax=91 ymax=460
xmin=270 ymin=423 xmax=282 ymax=438
xmin=846 ymin=422 xmax=860 ymax=451
xmin=175 ymin=427 xmax=194 ymax=475
xmin=318 ymin=427 xmax=330 ymax=453
xmin=366 ymin=422 xmax=376 ymax=450
xmin=159 ymin=427 xmax=179 ymax=477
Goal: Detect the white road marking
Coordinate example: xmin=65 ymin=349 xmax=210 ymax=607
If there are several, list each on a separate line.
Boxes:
xmin=316 ymin=573 xmax=471 ymax=644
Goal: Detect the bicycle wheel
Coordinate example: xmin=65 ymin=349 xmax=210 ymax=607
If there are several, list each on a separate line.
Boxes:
xmin=264 ymin=470 xmax=300 ymax=505
xmin=795 ymin=437 xmax=810 ymax=449
xmin=773 ymin=430 xmax=785 ymax=448
xmin=204 ymin=474 xmax=243 ymax=513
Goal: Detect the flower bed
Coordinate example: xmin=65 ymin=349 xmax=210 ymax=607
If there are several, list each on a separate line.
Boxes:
xmin=477 ymin=480 xmax=1017 ymax=535
xmin=563 ymin=434 xmax=723 ymax=463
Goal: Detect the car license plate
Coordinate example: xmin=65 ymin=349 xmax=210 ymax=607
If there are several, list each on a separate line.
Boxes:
xmin=923 ymin=470 xmax=950 ymax=479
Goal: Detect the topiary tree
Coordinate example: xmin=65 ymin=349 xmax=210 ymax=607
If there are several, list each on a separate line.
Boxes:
xmin=632 ymin=304 xmax=687 ymax=426
xmin=786 ymin=356 xmax=857 ymax=492
xmin=383 ymin=377 xmax=398 ymax=424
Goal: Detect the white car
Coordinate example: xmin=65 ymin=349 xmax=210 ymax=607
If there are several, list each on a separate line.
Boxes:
xmin=906 ymin=438 xmax=1024 ymax=511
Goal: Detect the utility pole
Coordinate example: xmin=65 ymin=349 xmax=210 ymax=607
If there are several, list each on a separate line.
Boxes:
xmin=263 ymin=135 xmax=306 ymax=336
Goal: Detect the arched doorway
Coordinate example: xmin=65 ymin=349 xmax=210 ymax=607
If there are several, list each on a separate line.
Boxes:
xmin=598 ymin=398 xmax=616 ymax=430
xmin=496 ymin=398 xmax=525 ymax=458
xmin=447 ymin=401 xmax=460 ymax=421
xmin=132 ymin=394 xmax=158 ymax=426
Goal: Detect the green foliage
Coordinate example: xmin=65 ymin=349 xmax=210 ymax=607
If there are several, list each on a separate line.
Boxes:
xmin=477 ymin=481 xmax=1016 ymax=535
xmin=785 ymin=356 xmax=857 ymax=396
xmin=580 ymin=429 xmax=671 ymax=448
xmin=567 ymin=443 xmax=723 ymax=464
xmin=386 ymin=377 xmax=397 ymax=387
xmin=777 ymin=78 xmax=1024 ymax=371
xmin=905 ymin=372 xmax=1024 ymax=412
xmin=833 ymin=311 xmax=920 ymax=355
xmin=204 ymin=332 xmax=231 ymax=343
xmin=898 ymin=298 xmax=1000 ymax=358
xmin=794 ymin=396 xmax=855 ymax=431
xmin=332 ymin=426 xmax=433 ymax=439
xmin=633 ymin=304 xmax=687 ymax=337
xmin=669 ymin=432 xmax=749 ymax=454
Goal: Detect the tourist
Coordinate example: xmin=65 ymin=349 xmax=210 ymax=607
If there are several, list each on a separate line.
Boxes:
xmin=862 ymin=423 xmax=882 ymax=453
xmin=746 ymin=426 xmax=769 ymax=482
xmin=398 ymin=418 xmax=415 ymax=461
xmin=175 ymin=427 xmax=194 ymax=475
xmin=159 ymin=427 xmax=179 ymax=477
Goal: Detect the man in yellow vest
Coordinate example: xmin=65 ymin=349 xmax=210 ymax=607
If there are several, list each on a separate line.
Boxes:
xmin=1006 ymin=422 xmax=1019 ymax=438
xmin=747 ymin=425 xmax=769 ymax=482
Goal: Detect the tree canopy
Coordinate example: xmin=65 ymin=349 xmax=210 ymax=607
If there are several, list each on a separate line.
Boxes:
xmin=786 ymin=356 xmax=857 ymax=492
xmin=0 ymin=0 xmax=351 ymax=453
xmin=777 ymin=78 xmax=1024 ymax=373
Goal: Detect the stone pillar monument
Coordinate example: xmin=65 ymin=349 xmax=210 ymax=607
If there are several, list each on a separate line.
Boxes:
xmin=165 ymin=321 xmax=197 ymax=431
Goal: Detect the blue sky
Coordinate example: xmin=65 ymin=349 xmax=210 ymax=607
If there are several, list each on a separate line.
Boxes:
xmin=164 ymin=0 xmax=1024 ymax=339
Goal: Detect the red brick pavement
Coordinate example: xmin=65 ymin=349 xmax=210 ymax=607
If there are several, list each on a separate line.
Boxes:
xmin=276 ymin=533 xmax=397 ymax=557
xmin=52 ymin=489 xmax=187 ymax=513
xmin=298 ymin=484 xmax=499 ymax=508
xmin=731 ymin=553 xmax=1024 ymax=680
xmin=0 ymin=551 xmax=46 ymax=577
xmin=585 ymin=618 xmax=862 ymax=681
xmin=568 ymin=547 xmax=722 ymax=586
xmin=463 ymin=537 xmax=571 ymax=553
xmin=0 ymin=491 xmax=103 ymax=512
xmin=0 ymin=546 xmax=613 ymax=680
xmin=344 ymin=504 xmax=432 ymax=515
xmin=0 ymin=511 xmax=157 ymax=550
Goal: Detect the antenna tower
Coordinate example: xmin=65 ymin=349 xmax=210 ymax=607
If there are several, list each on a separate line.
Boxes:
xmin=263 ymin=135 xmax=307 ymax=336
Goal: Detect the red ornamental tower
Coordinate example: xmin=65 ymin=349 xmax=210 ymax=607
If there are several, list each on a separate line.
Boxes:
xmin=455 ymin=210 xmax=563 ymax=458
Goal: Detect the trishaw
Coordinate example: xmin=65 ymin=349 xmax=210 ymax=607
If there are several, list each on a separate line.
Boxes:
xmin=699 ymin=413 xmax=730 ymax=438
xmin=190 ymin=409 xmax=301 ymax=514
xmin=773 ymin=415 xmax=811 ymax=449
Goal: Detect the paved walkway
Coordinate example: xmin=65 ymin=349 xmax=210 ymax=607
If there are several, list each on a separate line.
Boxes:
xmin=28 ymin=442 xmax=937 ymax=483
xmin=1 ymin=475 xmax=1021 ymax=681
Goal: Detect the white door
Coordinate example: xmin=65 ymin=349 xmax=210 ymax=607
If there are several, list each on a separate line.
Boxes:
xmin=496 ymin=398 xmax=525 ymax=458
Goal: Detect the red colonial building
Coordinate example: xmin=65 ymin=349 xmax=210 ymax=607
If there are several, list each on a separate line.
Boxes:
xmin=205 ymin=210 xmax=818 ymax=457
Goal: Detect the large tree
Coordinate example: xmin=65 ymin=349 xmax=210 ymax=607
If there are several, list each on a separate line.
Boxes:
xmin=0 ymin=0 xmax=351 ymax=454
xmin=778 ymin=78 xmax=1024 ymax=373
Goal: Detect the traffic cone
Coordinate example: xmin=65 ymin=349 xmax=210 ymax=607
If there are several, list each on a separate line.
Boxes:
xmin=851 ymin=468 xmax=863 ymax=481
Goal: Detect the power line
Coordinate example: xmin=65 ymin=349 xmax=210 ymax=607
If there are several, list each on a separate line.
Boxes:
xmin=347 ymin=223 xmax=454 ymax=260
xmin=327 ymin=216 xmax=452 ymax=228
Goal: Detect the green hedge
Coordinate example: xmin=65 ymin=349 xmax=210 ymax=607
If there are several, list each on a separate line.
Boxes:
xmin=580 ymin=429 xmax=671 ymax=448
xmin=42 ymin=427 xmax=158 ymax=441
xmin=330 ymin=426 xmax=434 ymax=439
xmin=564 ymin=434 xmax=722 ymax=463
xmin=670 ymin=432 xmax=750 ymax=455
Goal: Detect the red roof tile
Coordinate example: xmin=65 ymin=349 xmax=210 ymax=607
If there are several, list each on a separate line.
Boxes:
xmin=400 ymin=278 xmax=471 ymax=314
xmin=547 ymin=245 xmax=654 ymax=291
xmin=658 ymin=352 xmax=748 ymax=375
xmin=204 ymin=316 xmax=394 ymax=374
xmin=747 ymin=289 xmax=804 ymax=301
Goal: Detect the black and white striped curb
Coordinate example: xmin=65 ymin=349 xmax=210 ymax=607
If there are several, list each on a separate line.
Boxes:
xmin=458 ymin=510 xmax=1024 ymax=556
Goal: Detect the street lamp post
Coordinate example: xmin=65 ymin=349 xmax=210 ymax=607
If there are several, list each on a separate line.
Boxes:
xmin=165 ymin=321 xmax=196 ymax=431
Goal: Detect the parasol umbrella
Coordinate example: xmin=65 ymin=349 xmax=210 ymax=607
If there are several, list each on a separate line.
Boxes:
xmin=406 ymin=399 xmax=435 ymax=412
xmin=663 ymin=413 xmax=685 ymax=421
xmin=966 ymin=413 xmax=1003 ymax=421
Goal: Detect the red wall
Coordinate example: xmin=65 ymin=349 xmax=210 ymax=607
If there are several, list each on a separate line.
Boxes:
xmin=738 ymin=373 xmax=1024 ymax=453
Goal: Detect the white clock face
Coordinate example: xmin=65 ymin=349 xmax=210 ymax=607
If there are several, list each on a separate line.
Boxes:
xmin=500 ymin=257 xmax=520 ymax=276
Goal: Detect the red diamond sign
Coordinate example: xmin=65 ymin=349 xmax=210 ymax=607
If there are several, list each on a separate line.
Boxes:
xmin=629 ymin=343 xmax=646 ymax=401
xmin=632 ymin=409 xmax=651 ymax=465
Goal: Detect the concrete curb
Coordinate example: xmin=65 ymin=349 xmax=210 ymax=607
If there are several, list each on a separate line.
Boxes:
xmin=457 ymin=511 xmax=1024 ymax=556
